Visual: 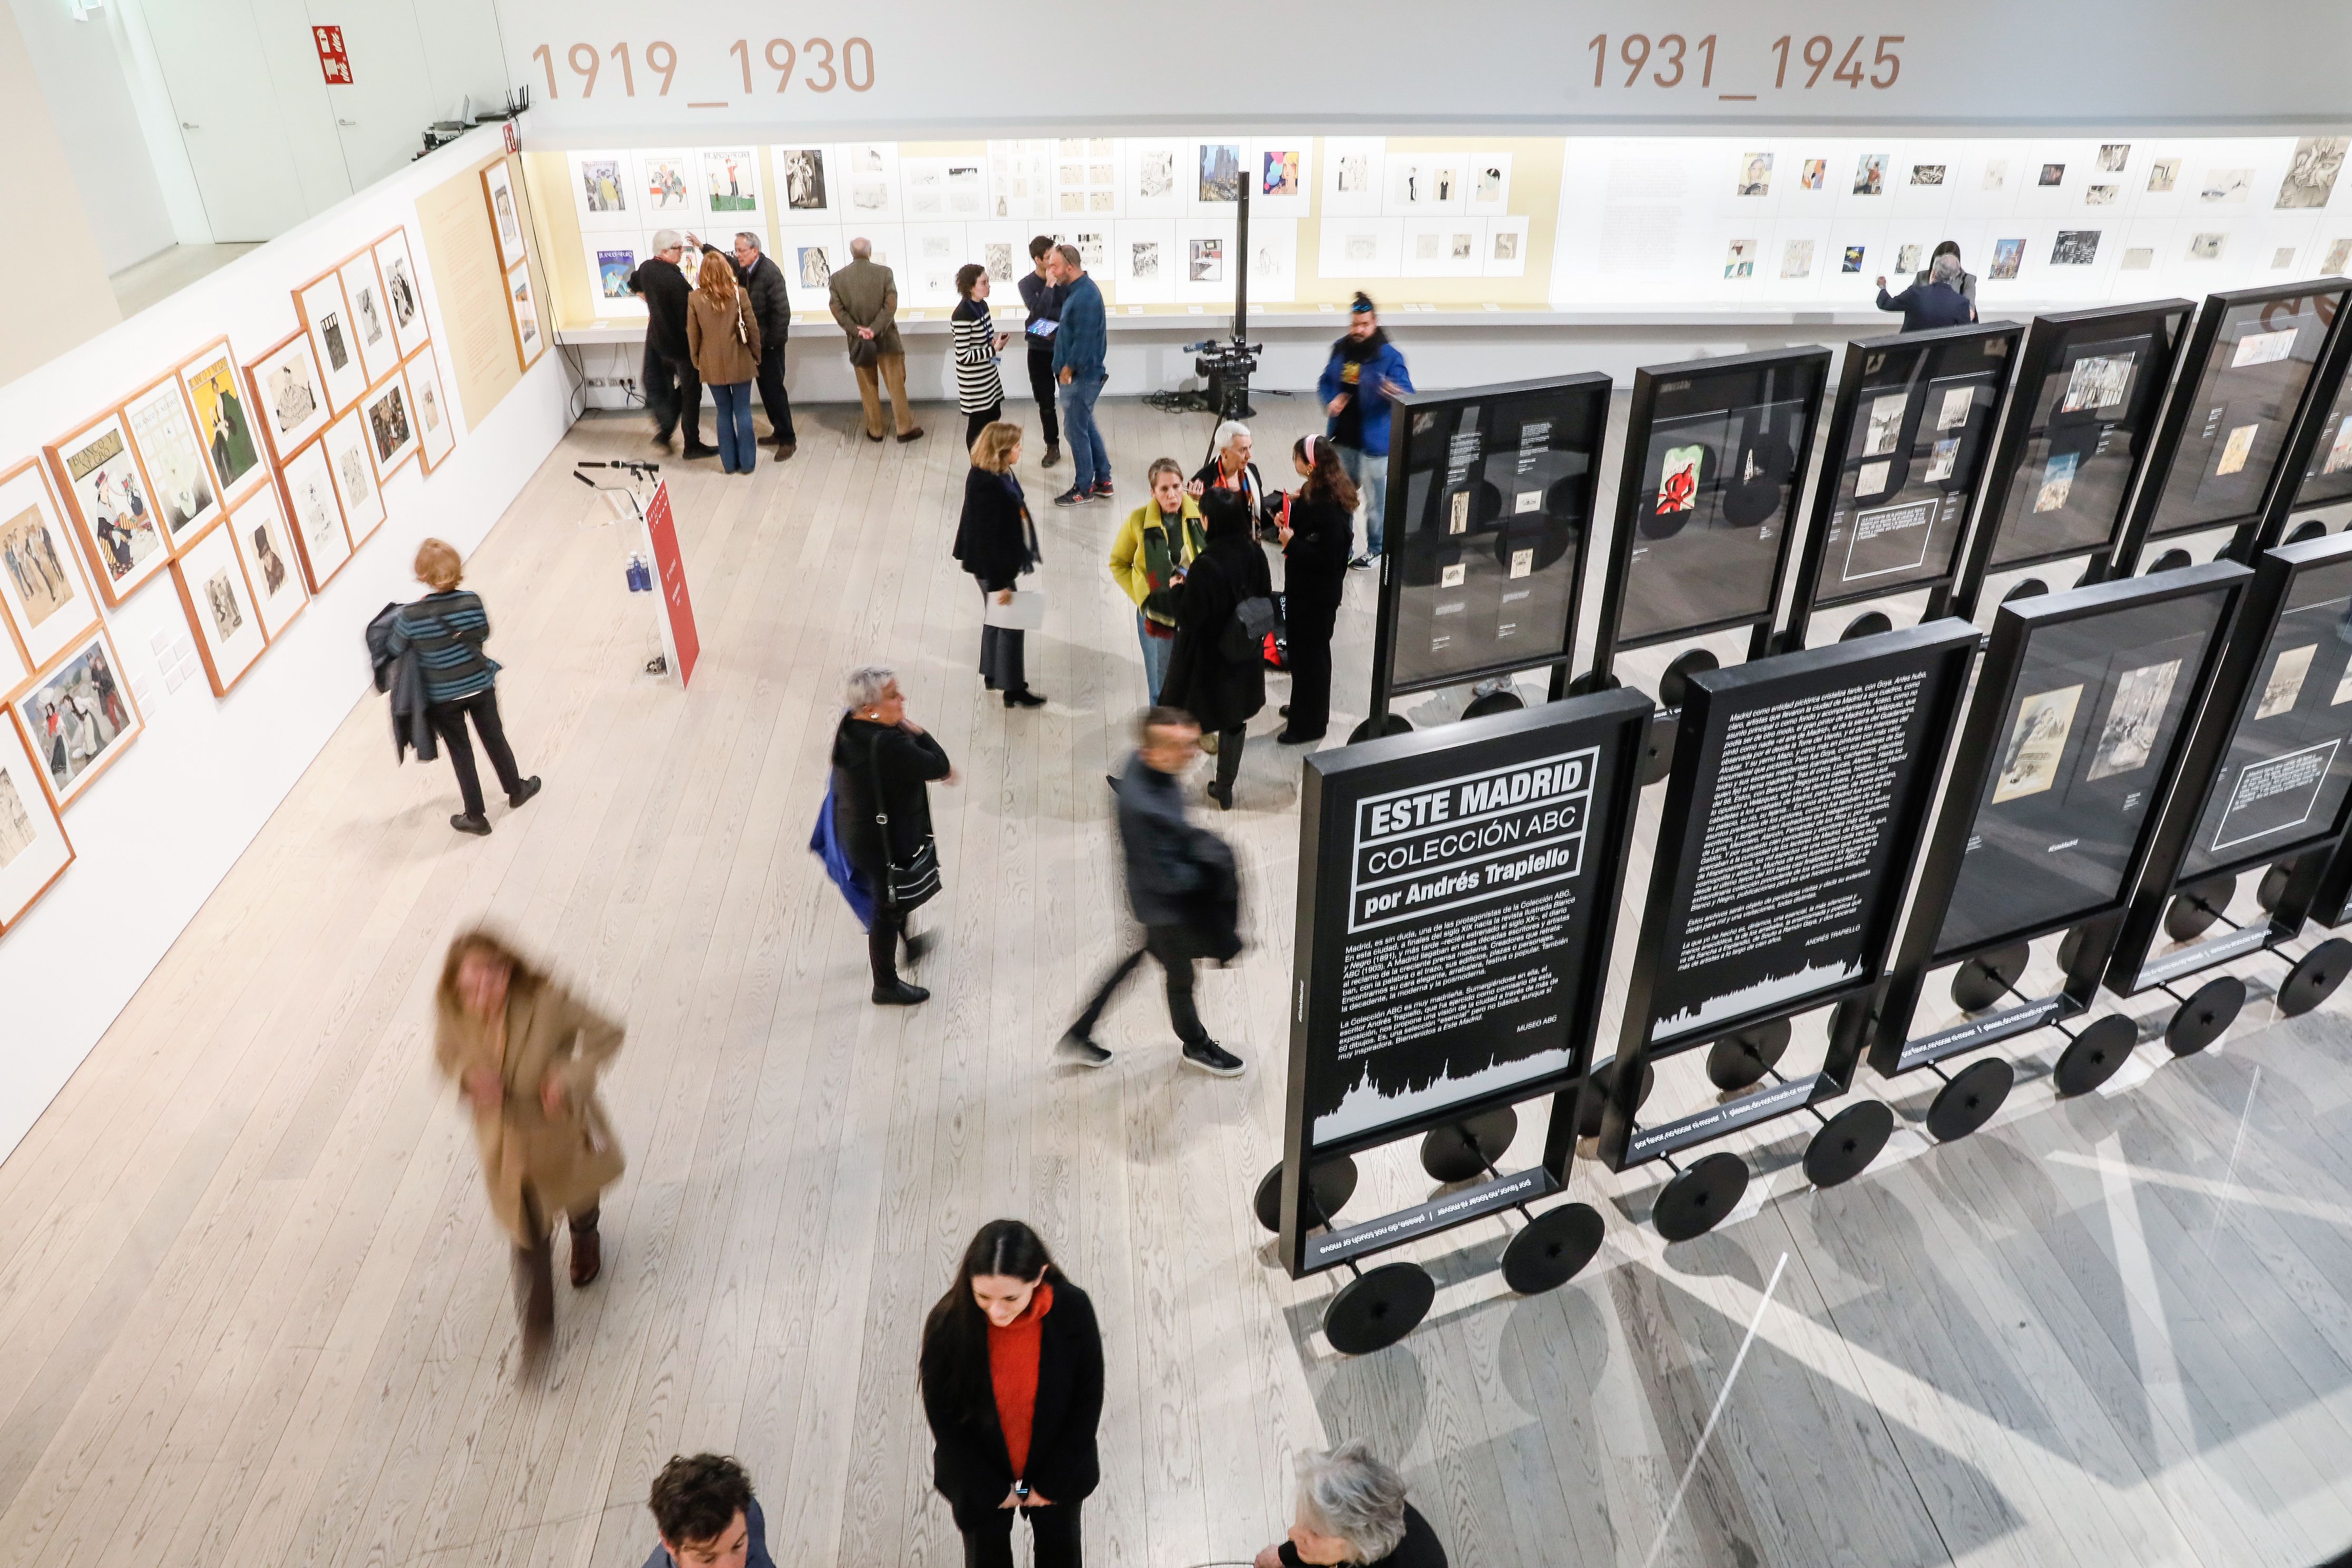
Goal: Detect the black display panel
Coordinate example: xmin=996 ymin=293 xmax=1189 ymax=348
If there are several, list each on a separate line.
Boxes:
xmin=1788 ymin=324 xmax=2022 ymax=631
xmin=1967 ymin=301 xmax=2191 ymax=582
xmin=2288 ymin=358 xmax=2352 ymax=513
xmin=1375 ymin=375 xmax=1609 ymax=699
xmin=1597 ymin=348 xmax=1829 ymax=661
xmin=2130 ymin=283 xmax=2351 ymax=547
xmin=1929 ymin=570 xmax=2242 ymax=959
xmin=1617 ymin=622 xmax=1976 ymax=1055
xmin=1283 ymin=690 xmax=1649 ymax=1171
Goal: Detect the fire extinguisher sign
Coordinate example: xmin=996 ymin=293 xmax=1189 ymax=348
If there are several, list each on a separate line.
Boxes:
xmin=313 ymin=27 xmax=352 ymax=85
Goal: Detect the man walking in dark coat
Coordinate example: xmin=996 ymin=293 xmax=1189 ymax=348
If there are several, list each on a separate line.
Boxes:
xmin=699 ymin=228 xmax=798 ymax=459
xmin=628 ymin=231 xmax=712 ymax=458
xmin=1056 ymin=708 xmax=1246 ymax=1076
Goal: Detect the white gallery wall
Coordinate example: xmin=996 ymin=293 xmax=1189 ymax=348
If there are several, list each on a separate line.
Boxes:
xmin=0 ymin=126 xmax=569 ymax=1162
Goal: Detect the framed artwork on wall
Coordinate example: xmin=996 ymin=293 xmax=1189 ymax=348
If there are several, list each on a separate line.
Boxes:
xmin=404 ymin=348 xmax=456 ymax=473
xmin=504 ymin=262 xmax=544 ymax=369
xmin=12 ymin=625 xmax=141 ymax=809
xmin=362 ymin=376 xmax=419 ymax=479
xmin=120 ymin=372 xmax=222 ymax=553
xmin=295 ymin=270 xmax=367 ymax=414
xmin=175 ymin=338 xmax=266 ymax=507
xmin=228 ymin=486 xmax=307 ymax=640
xmin=338 ymin=252 xmax=399 ymax=388
xmin=46 ymin=407 xmax=168 ymax=606
xmin=277 ymin=439 xmax=351 ymax=591
xmin=483 ymin=158 xmax=527 ymax=268
xmin=245 ymin=332 xmax=332 ymax=463
xmin=322 ymin=410 xmax=385 ymax=544
xmin=0 ymin=459 xmax=100 ymax=677
xmin=0 ymin=712 xmax=72 ymax=936
xmin=169 ymin=518 xmax=268 ymax=696
xmin=373 ymin=227 xmax=431 ymax=360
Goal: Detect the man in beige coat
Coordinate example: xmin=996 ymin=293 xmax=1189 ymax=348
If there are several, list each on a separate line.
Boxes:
xmin=828 ymin=236 xmax=924 ymax=443
xmin=434 ymin=929 xmax=626 ymax=1365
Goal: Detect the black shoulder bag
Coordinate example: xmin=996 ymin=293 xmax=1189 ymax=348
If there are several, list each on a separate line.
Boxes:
xmin=865 ymin=729 xmax=942 ymax=914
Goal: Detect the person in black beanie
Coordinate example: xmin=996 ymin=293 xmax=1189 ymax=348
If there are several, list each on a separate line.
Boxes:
xmin=629 ymin=231 xmax=714 ymax=458
xmin=1316 ymin=293 xmax=1412 ymax=566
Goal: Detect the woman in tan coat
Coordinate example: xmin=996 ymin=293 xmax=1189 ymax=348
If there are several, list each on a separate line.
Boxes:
xmin=685 ymin=249 xmax=763 ymax=475
xmin=433 ymin=928 xmax=625 ymax=1361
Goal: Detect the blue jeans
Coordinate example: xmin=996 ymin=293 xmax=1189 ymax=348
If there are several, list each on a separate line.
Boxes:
xmin=1059 ymin=370 xmax=1110 ymax=492
xmin=1137 ymin=610 xmax=1173 ymax=705
xmin=1337 ymin=444 xmax=1387 ymax=556
xmin=712 ymin=381 xmax=756 ymax=473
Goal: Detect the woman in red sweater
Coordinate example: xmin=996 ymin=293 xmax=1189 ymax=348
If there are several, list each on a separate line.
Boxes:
xmin=920 ymin=1220 xmax=1105 ymax=1568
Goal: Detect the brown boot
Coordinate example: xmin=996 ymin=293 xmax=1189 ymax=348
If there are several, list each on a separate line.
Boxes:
xmin=570 ymin=1226 xmax=602 ymax=1288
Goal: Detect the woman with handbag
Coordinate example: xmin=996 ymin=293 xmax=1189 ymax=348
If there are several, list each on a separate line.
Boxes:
xmin=1275 ymin=436 xmax=1357 ymax=745
xmin=686 ymin=248 xmax=764 ymax=474
xmin=832 ymin=664 xmax=958 ymax=1004
xmin=1160 ymin=491 xmax=1274 ymax=810
xmin=953 ymin=421 xmax=1047 ymax=709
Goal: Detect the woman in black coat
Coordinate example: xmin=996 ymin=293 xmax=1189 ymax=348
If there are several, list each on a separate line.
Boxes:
xmin=1160 ymin=490 xmax=1273 ymax=810
xmin=920 ymin=1219 xmax=1103 ymax=1568
xmin=1276 ymin=435 xmax=1356 ymax=746
xmin=832 ymin=664 xmax=957 ymax=1006
xmin=952 ymin=421 xmax=1047 ymax=709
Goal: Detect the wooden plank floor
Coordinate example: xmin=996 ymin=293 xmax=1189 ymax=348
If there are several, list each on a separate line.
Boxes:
xmin=5 ymin=393 xmax=2352 ymax=1568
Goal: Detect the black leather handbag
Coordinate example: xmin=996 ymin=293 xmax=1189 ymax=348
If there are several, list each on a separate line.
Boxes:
xmin=866 ymin=730 xmax=942 ymax=914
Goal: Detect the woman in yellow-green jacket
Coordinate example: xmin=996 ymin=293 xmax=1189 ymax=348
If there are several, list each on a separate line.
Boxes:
xmin=1107 ymin=457 xmax=1207 ymax=704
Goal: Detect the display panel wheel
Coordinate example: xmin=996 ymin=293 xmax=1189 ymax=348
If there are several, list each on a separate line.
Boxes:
xmin=1346 ymin=714 xmax=1415 ymax=745
xmin=2053 ymin=1014 xmax=2137 ymax=1096
xmin=2257 ymin=862 xmax=2294 ymax=912
xmin=1323 ymin=1262 xmax=1435 ymax=1355
xmin=1926 ymin=1057 xmax=2013 ymax=1141
xmin=1577 ymin=1056 xmax=1657 ymax=1137
xmin=1653 ymin=1152 xmax=1749 ymax=1242
xmin=2002 ymin=578 xmax=2049 ymax=604
xmin=2164 ymin=874 xmax=2238 ymax=940
xmin=1658 ymin=648 xmax=1720 ymax=709
xmin=1704 ymin=1018 xmax=1791 ymax=1090
xmin=1419 ymin=1106 xmax=1520 ymax=1182
xmin=1803 ymin=1100 xmax=1894 ymax=1188
xmin=1461 ymin=690 xmax=1526 ymax=720
xmin=1501 ymin=1202 xmax=1604 ymax=1294
xmin=1252 ymin=1157 xmax=1360 ymax=1234
xmin=2148 ymin=547 xmax=2194 ymax=574
xmin=2057 ymin=926 xmax=2090 ymax=974
xmin=1637 ymin=710 xmax=1679 ymax=786
xmin=1950 ymin=941 xmax=2031 ymax=1012
xmin=1840 ymin=610 xmax=1895 ymax=642
xmin=2164 ymin=975 xmax=2243 ymax=1056
xmin=2278 ymin=937 xmax=2352 ymax=1017
xmin=2287 ymin=519 xmax=2330 ymax=544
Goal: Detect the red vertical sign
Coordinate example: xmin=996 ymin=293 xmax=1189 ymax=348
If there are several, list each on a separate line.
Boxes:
xmin=643 ymin=482 xmax=701 ymax=688
xmin=312 ymin=26 xmax=352 ymax=84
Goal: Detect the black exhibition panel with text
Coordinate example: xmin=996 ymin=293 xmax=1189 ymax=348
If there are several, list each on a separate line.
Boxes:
xmin=1376 ymin=374 xmax=1610 ymax=701
xmin=1789 ymin=321 xmax=2023 ymax=636
xmin=1597 ymin=347 xmax=1829 ymax=663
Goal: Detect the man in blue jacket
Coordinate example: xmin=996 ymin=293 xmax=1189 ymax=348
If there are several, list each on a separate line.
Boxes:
xmin=1875 ymin=251 xmax=1978 ymax=333
xmin=1318 ymin=293 xmax=1413 ymax=564
xmin=1049 ymin=242 xmax=1112 ymax=506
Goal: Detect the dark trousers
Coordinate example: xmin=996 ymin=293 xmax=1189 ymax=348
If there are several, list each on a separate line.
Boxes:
xmin=754 ymin=339 xmax=796 ymax=444
xmin=1214 ymin=727 xmax=1246 ymax=793
xmin=868 ymin=904 xmax=917 ymax=986
xmin=965 ymin=401 xmax=1002 ymax=450
xmin=979 ymin=624 xmax=1026 ymax=692
xmin=1283 ymin=599 xmax=1337 ymax=738
xmin=1071 ymin=926 xmax=1206 ymax=1047
xmin=426 ymin=688 xmax=524 ymax=819
xmin=961 ymin=1500 xmax=1082 ymax=1568
xmin=1025 ymin=347 xmax=1060 ymax=447
xmin=515 ymin=1185 xmax=598 ymax=1330
xmin=642 ymin=347 xmax=703 ymax=449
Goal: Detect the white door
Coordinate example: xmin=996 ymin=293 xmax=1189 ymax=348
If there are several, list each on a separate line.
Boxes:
xmin=140 ymin=0 xmax=311 ymax=241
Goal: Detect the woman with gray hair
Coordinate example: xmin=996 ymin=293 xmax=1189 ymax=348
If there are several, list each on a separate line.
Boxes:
xmin=831 ymin=664 xmax=957 ymax=1005
xmin=1255 ymin=1441 xmax=1446 ymax=1567
xmin=1189 ymin=417 xmax=1269 ymax=524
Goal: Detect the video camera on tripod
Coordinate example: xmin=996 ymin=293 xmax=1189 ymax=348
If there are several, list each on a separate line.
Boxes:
xmin=1185 ymin=337 xmax=1262 ymax=422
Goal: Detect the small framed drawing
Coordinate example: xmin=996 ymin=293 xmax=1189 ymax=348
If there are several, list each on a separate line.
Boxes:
xmin=483 ymin=158 xmax=528 ymax=268
xmin=295 ymin=268 xmax=367 ymax=414
xmin=13 ymin=624 xmax=141 ymax=809
xmin=361 ymin=376 xmax=419 ymax=479
xmin=338 ymin=251 xmax=399 ymax=388
xmin=0 ymin=711 xmax=72 ymax=936
xmin=228 ymin=485 xmax=307 ymax=639
xmin=46 ymin=406 xmax=169 ymax=605
xmin=169 ymin=517 xmax=268 ymax=696
xmin=120 ymin=371 xmax=222 ymax=554
xmin=504 ymin=262 xmax=544 ymax=369
xmin=322 ymin=409 xmax=385 ymax=544
xmin=245 ymin=331 xmax=332 ymax=463
xmin=0 ymin=458 xmax=100 ymax=677
xmin=373 ymin=227 xmax=430 ymax=359
xmin=175 ymin=338 xmax=267 ymax=506
xmin=277 ymin=438 xmax=352 ymax=591
xmin=405 ymin=348 xmax=456 ymax=473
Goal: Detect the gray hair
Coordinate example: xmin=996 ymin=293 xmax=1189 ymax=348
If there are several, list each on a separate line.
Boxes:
xmin=1213 ymin=419 xmax=1252 ymax=452
xmin=1929 ymin=251 xmax=1963 ymax=285
xmin=734 ymin=230 xmax=762 ymax=252
xmin=849 ymin=236 xmax=874 ymax=260
xmin=1294 ymin=1442 xmax=1408 ymax=1561
xmin=650 ymin=228 xmax=683 ymax=253
xmin=844 ymin=664 xmax=897 ymax=710
xmin=1054 ymin=243 xmax=1082 ymax=271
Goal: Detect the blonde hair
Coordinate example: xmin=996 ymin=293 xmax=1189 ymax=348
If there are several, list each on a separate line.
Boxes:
xmin=414 ymin=537 xmax=463 ymax=591
xmin=697 ymin=249 xmax=738 ymax=302
xmin=969 ymin=420 xmax=1023 ymax=473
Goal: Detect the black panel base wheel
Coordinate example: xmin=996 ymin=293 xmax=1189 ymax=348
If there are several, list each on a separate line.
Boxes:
xmin=2278 ymin=937 xmax=2352 ymax=1017
xmin=2165 ymin=975 xmax=2244 ymax=1056
xmin=1324 ymin=1262 xmax=1436 ymax=1355
xmin=1346 ymin=713 xmax=1415 ymax=746
xmin=1253 ymin=1156 xmax=1359 ymax=1234
xmin=1420 ymin=1106 xmax=1520 ymax=1182
xmin=1927 ymin=1057 xmax=2014 ymax=1142
xmin=1577 ymin=1056 xmax=1657 ymax=1137
xmin=1804 ymin=1101 xmax=1894 ymax=1188
xmin=1951 ymin=941 xmax=2031 ymax=1012
xmin=2053 ymin=1014 xmax=2138 ymax=1096
xmin=1706 ymin=1018 xmax=1791 ymax=1091
xmin=1501 ymin=1202 xmax=1605 ymax=1295
xmin=1653 ymin=1152 xmax=1749 ymax=1242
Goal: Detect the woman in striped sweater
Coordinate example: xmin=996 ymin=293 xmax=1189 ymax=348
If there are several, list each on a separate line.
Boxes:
xmin=388 ymin=538 xmax=542 ymax=836
xmin=952 ymin=263 xmax=1010 ymax=449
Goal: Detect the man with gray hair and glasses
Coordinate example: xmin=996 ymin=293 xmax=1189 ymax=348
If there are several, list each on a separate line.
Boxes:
xmin=1255 ymin=1442 xmax=1447 ymax=1567
xmin=1874 ymin=246 xmax=1978 ymax=334
xmin=627 ymin=230 xmax=712 ymax=459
